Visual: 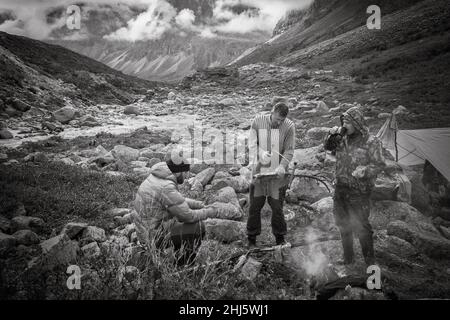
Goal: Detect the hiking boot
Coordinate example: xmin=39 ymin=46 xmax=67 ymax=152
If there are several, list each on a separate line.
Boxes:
xmin=247 ymin=236 xmax=257 ymax=249
xmin=275 ymin=235 xmax=286 ymax=246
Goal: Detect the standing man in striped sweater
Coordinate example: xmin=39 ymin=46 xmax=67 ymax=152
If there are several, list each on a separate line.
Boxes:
xmin=246 ymin=102 xmax=296 ymax=247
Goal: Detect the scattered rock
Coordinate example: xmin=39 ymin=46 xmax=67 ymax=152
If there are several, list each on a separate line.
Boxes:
xmin=370 ymin=201 xmax=429 ymax=230
xmin=23 ymin=152 xmax=47 ymax=163
xmin=114 ymin=213 xmax=133 ymax=227
xmin=387 ymin=220 xmax=450 ymax=259
xmin=61 ymin=222 xmax=88 ymax=239
xmin=81 ymin=226 xmax=106 ymax=243
xmin=210 ymin=186 xmax=240 ymax=208
xmin=307 ymin=127 xmax=331 ymax=142
xmin=167 ymin=92 xmax=177 ymax=100
xmin=124 ymin=105 xmax=140 ymax=115
xmin=12 ymin=230 xmax=40 ymax=245
xmin=194 ymin=167 xmax=216 ymax=186
xmin=310 ymin=197 xmax=338 ymax=233
xmin=0 ymin=215 xmax=11 ymax=233
xmin=0 ymin=232 xmax=17 ymax=254
xmin=218 ymin=98 xmax=236 ymax=107
xmin=79 ymin=115 xmax=99 ymax=127
xmin=40 ymin=234 xmax=79 ymax=269
xmin=0 ymin=129 xmax=13 ymax=139
xmin=211 ymin=176 xmax=250 ymax=193
xmin=10 ymin=99 xmax=31 ymax=112
xmin=112 ymin=145 xmax=140 ymax=162
xmin=393 ymin=106 xmax=408 ymax=115
xmin=106 ymin=208 xmax=131 ymax=218
xmin=316 ymin=101 xmax=329 ymax=114
xmin=53 ymin=106 xmax=78 ymax=124
xmin=11 ymin=216 xmax=45 ymax=234
xmin=204 ymin=219 xmax=246 ymax=243
xmin=287 ymin=175 xmax=331 ymax=203
xmin=81 ymin=242 xmax=101 ymax=258
xmin=118 ymin=266 xmax=141 ymax=297
xmin=239 ymin=257 xmax=262 ymax=281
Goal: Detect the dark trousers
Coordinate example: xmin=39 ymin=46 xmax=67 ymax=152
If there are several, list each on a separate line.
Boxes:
xmin=157 ymin=221 xmax=205 ymax=266
xmin=247 ymin=183 xmax=288 ymax=239
xmin=333 ymin=185 xmax=375 ymax=264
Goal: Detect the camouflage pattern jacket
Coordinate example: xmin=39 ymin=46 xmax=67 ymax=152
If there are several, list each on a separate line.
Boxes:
xmin=326 ymin=107 xmax=386 ymax=194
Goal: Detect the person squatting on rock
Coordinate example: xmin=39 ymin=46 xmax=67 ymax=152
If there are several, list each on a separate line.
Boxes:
xmin=245 ymin=102 xmax=296 ymax=247
xmin=132 ymin=158 xmax=219 ymax=265
xmin=324 ymin=107 xmax=386 ymax=266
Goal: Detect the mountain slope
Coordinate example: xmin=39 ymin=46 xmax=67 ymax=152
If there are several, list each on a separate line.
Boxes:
xmin=229 ymin=0 xmax=450 ymax=129
xmin=0 ymin=31 xmax=155 ymax=117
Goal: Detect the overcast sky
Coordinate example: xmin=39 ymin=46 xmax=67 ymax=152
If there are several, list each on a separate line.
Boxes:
xmin=0 ymin=0 xmax=314 ymax=41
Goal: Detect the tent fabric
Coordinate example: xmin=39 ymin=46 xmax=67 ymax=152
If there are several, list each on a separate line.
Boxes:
xmin=377 ymin=115 xmax=450 ymax=181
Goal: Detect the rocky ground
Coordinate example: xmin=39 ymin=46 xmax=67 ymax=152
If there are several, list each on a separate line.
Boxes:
xmin=1 ymin=63 xmax=450 ymax=300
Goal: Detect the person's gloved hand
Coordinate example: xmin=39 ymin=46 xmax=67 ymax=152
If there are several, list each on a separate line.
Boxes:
xmin=352 ymin=165 xmax=368 ymax=179
xmin=275 ymin=165 xmax=286 ymax=178
xmin=329 ymin=126 xmax=341 ymax=135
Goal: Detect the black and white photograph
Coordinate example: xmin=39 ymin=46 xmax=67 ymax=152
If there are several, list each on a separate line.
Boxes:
xmin=0 ymin=0 xmax=449 ymax=304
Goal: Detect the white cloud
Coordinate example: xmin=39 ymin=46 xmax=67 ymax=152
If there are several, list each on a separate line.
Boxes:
xmin=175 ymin=8 xmax=195 ymax=30
xmin=0 ymin=0 xmax=314 ymax=41
xmin=104 ymin=0 xmax=176 ymax=41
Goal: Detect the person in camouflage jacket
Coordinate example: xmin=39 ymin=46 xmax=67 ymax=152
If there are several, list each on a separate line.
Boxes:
xmin=324 ymin=106 xmax=386 ymax=266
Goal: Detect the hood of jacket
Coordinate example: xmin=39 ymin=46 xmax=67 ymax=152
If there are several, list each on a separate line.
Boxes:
xmin=149 ymin=161 xmax=177 ymax=183
xmin=341 ymin=107 xmax=369 ymax=139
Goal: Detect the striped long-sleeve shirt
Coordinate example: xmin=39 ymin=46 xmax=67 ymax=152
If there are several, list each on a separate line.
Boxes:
xmin=249 ymin=112 xmax=296 ymax=172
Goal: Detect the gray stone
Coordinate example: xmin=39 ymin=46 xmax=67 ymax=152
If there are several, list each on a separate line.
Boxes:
xmin=210 ymin=186 xmax=240 ymax=208
xmin=387 ymin=220 xmax=450 ymax=259
xmin=210 ymin=202 xmax=243 ymax=220
xmin=0 ymin=215 xmax=11 ymax=233
xmin=307 ymin=127 xmax=331 ymax=141
xmin=0 ymin=129 xmax=13 ymax=139
xmin=13 ymin=230 xmax=40 ymax=245
xmin=53 ymin=106 xmax=78 ymax=124
xmin=23 ymin=152 xmax=47 ymax=163
xmin=194 ymin=167 xmax=216 ymax=186
xmin=204 ymin=219 xmax=246 ymax=243
xmin=0 ymin=231 xmax=17 ymax=253
xmin=61 ymin=222 xmax=88 ymax=239
xmin=81 ymin=226 xmax=106 ymax=243
xmin=112 ymin=145 xmax=140 ymax=162
xmin=211 ymin=176 xmax=250 ymax=193
xmin=124 ymin=105 xmax=140 ymax=115
xmin=81 ymin=242 xmax=101 ymax=258
xmin=40 ymin=234 xmax=79 ymax=269
xmin=287 ymin=176 xmax=331 ymax=203
xmin=114 ymin=213 xmax=133 ymax=227
xmin=240 ymin=257 xmax=262 ymax=281
xmin=106 ymin=208 xmax=131 ymax=218
xmin=370 ymin=201 xmax=429 ymax=230
xmin=11 ymin=216 xmax=45 ymax=233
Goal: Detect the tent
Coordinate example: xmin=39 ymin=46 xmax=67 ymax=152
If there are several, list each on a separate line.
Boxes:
xmin=377 ymin=113 xmax=450 ymax=181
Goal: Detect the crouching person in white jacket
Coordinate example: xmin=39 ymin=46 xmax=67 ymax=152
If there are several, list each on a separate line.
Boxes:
xmin=132 ymin=158 xmax=218 ymax=265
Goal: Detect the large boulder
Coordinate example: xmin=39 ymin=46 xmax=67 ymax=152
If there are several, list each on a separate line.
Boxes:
xmin=204 ymin=219 xmax=246 ymax=243
xmin=81 ymin=242 xmax=101 ymax=259
xmin=40 ymin=234 xmax=79 ymax=269
xmin=387 ymin=220 xmax=450 ymax=259
xmin=53 ymin=106 xmax=78 ymax=124
xmin=211 ymin=176 xmax=250 ymax=193
xmin=112 ymin=145 xmax=140 ymax=162
xmin=287 ymin=175 xmax=331 ymax=204
xmin=370 ymin=201 xmax=429 ymax=230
